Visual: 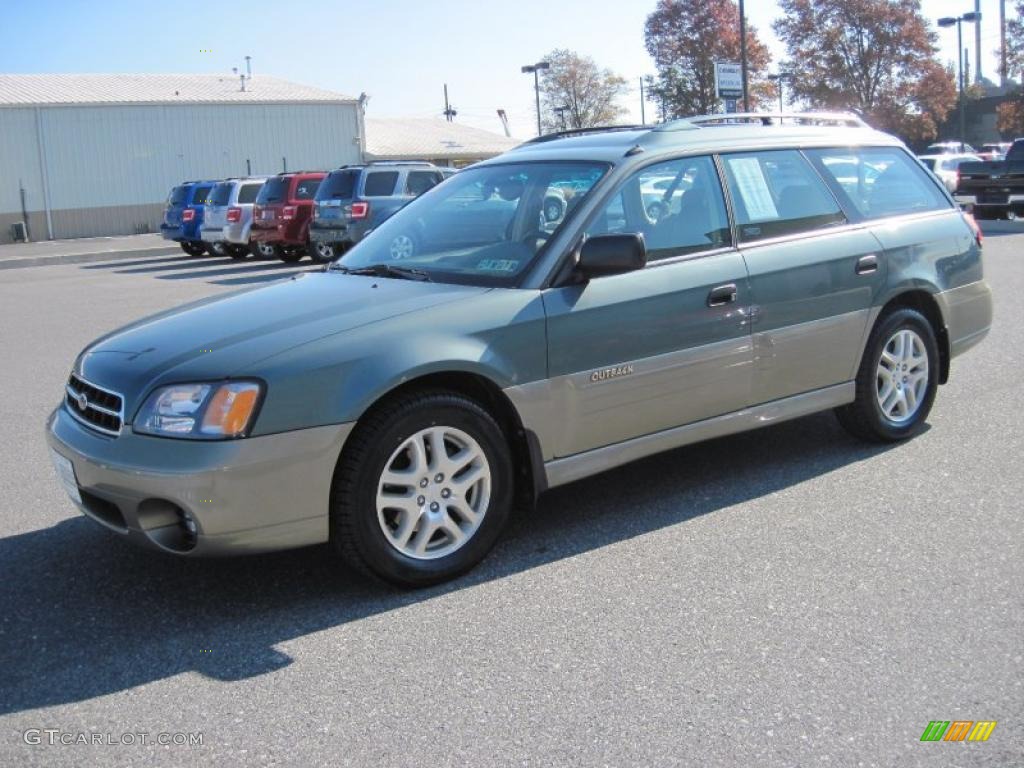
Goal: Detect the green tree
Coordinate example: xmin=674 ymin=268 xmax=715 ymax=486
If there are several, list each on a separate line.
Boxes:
xmin=538 ymin=49 xmax=628 ymax=133
xmin=644 ymin=0 xmax=774 ymax=119
xmin=773 ymin=0 xmax=956 ymax=141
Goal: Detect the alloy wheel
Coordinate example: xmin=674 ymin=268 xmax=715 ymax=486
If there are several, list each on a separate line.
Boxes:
xmin=376 ymin=426 xmax=491 ymax=560
xmin=875 ymin=328 xmax=929 ymax=423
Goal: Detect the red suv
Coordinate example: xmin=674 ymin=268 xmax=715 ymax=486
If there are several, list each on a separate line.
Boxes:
xmin=250 ymin=172 xmax=326 ymax=262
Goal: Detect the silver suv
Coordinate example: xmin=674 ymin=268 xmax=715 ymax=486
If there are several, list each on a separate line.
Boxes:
xmin=47 ymin=113 xmax=992 ymax=587
xmin=200 ymin=177 xmax=267 ymax=259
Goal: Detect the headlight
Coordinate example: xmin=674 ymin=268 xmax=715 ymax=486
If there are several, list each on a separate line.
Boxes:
xmin=134 ymin=381 xmax=262 ymax=439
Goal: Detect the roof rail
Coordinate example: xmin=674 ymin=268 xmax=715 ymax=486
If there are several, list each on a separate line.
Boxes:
xmin=521 ymin=124 xmax=649 ymax=145
xmin=674 ymin=111 xmax=868 ymax=129
xmin=276 ymin=170 xmax=326 ymax=175
xmin=366 ymin=160 xmax=436 ymax=166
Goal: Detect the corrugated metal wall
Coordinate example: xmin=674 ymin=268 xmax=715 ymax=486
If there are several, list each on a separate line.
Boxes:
xmin=0 ymin=102 xmax=361 ymax=241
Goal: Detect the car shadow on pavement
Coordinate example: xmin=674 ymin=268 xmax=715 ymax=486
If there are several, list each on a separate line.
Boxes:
xmin=0 ymin=411 xmax=899 ymax=716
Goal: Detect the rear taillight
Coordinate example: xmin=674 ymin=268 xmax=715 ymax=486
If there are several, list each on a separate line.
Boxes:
xmin=962 ymin=210 xmax=983 ymax=247
xmin=182 ymin=208 xmax=195 ymax=222
xmin=282 ymin=205 xmax=298 ymax=220
xmin=349 ymin=201 xmax=369 ymax=219
xmin=226 ymin=207 xmax=242 ymax=223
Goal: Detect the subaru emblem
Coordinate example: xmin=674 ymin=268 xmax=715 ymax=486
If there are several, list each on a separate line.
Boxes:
xmin=76 ymin=392 xmax=89 ymax=411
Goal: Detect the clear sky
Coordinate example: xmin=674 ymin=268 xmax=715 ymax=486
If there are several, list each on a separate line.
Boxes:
xmin=0 ymin=0 xmax=1008 ymax=138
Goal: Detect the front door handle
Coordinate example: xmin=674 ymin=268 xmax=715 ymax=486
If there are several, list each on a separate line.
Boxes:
xmin=707 ymin=283 xmax=738 ymax=307
xmin=856 ymin=254 xmax=879 ymax=275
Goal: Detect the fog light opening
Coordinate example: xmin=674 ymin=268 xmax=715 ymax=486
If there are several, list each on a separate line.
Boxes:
xmin=137 ymin=498 xmax=199 ymax=553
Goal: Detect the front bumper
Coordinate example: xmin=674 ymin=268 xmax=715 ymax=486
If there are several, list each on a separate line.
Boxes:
xmin=936 ymin=280 xmax=993 ymax=358
xmin=46 ymin=406 xmax=353 ymax=556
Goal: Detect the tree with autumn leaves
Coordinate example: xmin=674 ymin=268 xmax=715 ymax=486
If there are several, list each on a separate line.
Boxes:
xmin=997 ymin=2 xmax=1024 ymax=134
xmin=644 ymin=0 xmax=774 ymax=118
xmin=773 ymin=0 xmax=956 ymax=142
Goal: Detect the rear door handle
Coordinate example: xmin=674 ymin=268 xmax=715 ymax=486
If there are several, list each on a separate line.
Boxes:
xmin=856 ymin=254 xmax=879 ymax=275
xmin=707 ymin=283 xmax=738 ymax=307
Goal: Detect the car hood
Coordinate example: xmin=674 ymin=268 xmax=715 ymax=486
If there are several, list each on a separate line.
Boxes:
xmin=77 ymin=272 xmax=490 ymax=416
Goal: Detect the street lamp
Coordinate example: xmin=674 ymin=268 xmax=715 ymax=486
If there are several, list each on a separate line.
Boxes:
xmin=938 ymin=12 xmax=981 ymax=148
xmin=521 ymin=61 xmax=550 ymax=136
xmin=767 ymin=72 xmax=793 ymax=114
xmin=553 ymin=105 xmax=571 ymax=132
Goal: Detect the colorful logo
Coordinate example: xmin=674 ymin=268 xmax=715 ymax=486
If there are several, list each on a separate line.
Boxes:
xmin=920 ymin=721 xmax=997 ymax=742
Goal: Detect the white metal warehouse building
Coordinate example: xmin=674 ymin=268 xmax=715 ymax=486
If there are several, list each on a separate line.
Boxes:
xmin=0 ymin=74 xmax=365 ymax=243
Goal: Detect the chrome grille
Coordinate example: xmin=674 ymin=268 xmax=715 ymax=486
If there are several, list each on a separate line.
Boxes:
xmin=66 ymin=374 xmax=124 ymax=436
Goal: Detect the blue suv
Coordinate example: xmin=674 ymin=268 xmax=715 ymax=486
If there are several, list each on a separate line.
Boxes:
xmin=160 ymin=180 xmax=218 ymax=256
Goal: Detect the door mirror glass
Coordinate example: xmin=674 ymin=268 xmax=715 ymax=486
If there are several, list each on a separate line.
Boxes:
xmin=577 ymin=233 xmax=646 ymax=278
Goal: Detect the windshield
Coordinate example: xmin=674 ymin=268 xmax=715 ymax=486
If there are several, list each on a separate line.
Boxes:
xmin=337 ymin=161 xmax=607 ymax=286
xmin=210 ymin=182 xmax=233 ymax=206
xmin=257 ymin=177 xmax=289 ymax=204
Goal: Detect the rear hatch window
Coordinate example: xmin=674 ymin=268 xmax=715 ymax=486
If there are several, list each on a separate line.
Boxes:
xmin=294 ymin=178 xmax=322 ymax=200
xmin=191 ymin=185 xmax=212 ymax=205
xmin=257 ymin=177 xmax=290 ymax=205
xmin=238 ymin=182 xmax=263 ymax=204
xmin=317 ymin=170 xmax=359 ymax=200
xmin=168 ymin=186 xmax=189 ymax=206
xmin=210 ymin=182 xmax=233 ymax=206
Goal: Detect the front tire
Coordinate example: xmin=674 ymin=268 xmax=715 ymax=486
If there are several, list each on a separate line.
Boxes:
xmin=330 ymin=390 xmax=514 ymax=587
xmin=180 ymin=241 xmax=207 ymax=257
xmin=835 ymin=307 xmax=939 ymax=442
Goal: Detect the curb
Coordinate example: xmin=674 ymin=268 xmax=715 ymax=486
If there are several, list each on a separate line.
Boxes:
xmin=0 ymin=246 xmax=182 ymax=271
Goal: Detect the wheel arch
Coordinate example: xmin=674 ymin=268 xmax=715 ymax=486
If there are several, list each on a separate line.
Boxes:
xmin=873 ymin=289 xmax=950 ymax=384
xmin=347 ymin=369 xmax=546 ymax=508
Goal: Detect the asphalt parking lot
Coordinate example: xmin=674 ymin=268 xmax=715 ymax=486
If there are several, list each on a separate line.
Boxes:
xmin=0 ymin=237 xmax=1021 ymax=767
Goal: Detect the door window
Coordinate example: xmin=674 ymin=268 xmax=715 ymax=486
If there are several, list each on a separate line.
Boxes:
xmin=364 ymin=171 xmax=400 ymax=197
xmin=405 ymin=171 xmax=443 ymax=196
xmin=586 ymin=155 xmax=731 ymax=262
xmin=721 ymin=150 xmax=845 ymax=242
xmin=805 ymin=147 xmax=953 ymax=220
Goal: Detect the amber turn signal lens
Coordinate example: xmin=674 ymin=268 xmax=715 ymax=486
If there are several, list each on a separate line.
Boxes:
xmin=200 ymin=382 xmax=261 ymax=437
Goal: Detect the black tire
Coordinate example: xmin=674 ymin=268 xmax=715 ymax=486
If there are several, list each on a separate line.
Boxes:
xmin=279 ymin=245 xmax=305 ymax=263
xmin=330 ymin=390 xmax=514 ymax=588
xmin=309 ymin=240 xmax=336 ymax=263
xmin=180 ymin=241 xmax=207 ymax=257
xmin=250 ymin=241 xmax=282 ymax=260
xmin=835 ymin=307 xmax=940 ymax=442
xmin=208 ymin=241 xmax=230 ymax=257
xmin=227 ymin=244 xmax=249 ymax=260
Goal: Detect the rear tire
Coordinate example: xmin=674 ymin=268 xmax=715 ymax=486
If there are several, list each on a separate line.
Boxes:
xmin=227 ymin=244 xmax=249 ymax=260
xmin=309 ymin=241 xmax=336 ymax=263
xmin=250 ymin=241 xmax=281 ymax=260
xmin=279 ymin=245 xmax=305 ymax=263
xmin=330 ymin=390 xmax=514 ymax=588
xmin=835 ymin=307 xmax=939 ymax=442
xmin=209 ymin=241 xmax=229 ymax=257
xmin=180 ymin=241 xmax=206 ymax=257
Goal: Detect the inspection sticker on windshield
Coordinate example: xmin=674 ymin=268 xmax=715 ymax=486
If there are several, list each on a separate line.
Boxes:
xmin=476 ymin=259 xmax=518 ymax=272
xmin=50 ymin=448 xmax=81 ymax=504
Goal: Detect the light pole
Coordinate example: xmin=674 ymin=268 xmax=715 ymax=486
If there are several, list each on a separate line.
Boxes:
xmin=767 ymin=72 xmax=792 ymax=114
xmin=739 ymin=0 xmax=749 ymax=111
xmin=521 ymin=61 xmax=551 ymax=136
xmin=938 ymin=12 xmax=981 ymax=147
xmin=553 ymin=105 xmax=571 ymax=132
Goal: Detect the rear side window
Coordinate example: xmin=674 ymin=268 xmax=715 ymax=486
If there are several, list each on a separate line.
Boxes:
xmin=405 ymin=171 xmax=442 ymax=196
xmin=169 ymin=186 xmax=189 ymax=205
xmin=806 ymin=147 xmax=951 ymax=220
xmin=318 ymin=170 xmax=359 ymax=200
xmin=364 ymin=171 xmax=399 ymax=197
xmin=191 ymin=185 xmax=212 ymax=205
xmin=237 ymin=183 xmax=263 ymax=204
xmin=257 ymin=177 xmax=289 ymax=203
xmin=721 ymin=150 xmax=845 ymax=242
xmin=293 ymin=178 xmax=321 ymax=201
xmin=210 ymin=183 xmax=233 ymax=206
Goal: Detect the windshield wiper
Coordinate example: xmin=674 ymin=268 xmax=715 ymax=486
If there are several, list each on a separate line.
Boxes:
xmin=327 ymin=263 xmax=432 ymax=281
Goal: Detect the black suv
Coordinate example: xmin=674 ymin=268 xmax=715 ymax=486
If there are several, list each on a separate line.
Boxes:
xmin=307 ymin=162 xmax=453 ymax=261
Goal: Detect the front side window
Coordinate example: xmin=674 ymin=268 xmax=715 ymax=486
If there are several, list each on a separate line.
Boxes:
xmin=721 ymin=150 xmax=845 ymax=242
xmin=586 ymin=155 xmax=731 ymax=261
xmin=294 ymin=178 xmax=321 ymax=200
xmin=806 ymin=147 xmax=951 ymax=220
xmin=237 ymin=182 xmax=263 ymax=204
xmin=338 ymin=161 xmax=607 ymax=286
xmin=364 ymin=171 xmax=399 ymax=197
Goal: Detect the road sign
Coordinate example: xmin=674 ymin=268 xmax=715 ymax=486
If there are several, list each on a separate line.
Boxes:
xmin=725 ymin=99 xmax=738 ymax=114
xmin=715 ymin=62 xmax=743 ymax=100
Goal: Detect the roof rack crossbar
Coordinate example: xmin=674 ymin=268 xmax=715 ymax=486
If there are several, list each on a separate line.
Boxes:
xmin=522 ymin=124 xmax=649 ymax=145
xmin=679 ymin=111 xmax=868 ymax=128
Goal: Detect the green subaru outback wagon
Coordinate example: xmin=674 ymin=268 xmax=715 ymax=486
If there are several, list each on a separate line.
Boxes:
xmin=47 ymin=113 xmax=992 ymax=586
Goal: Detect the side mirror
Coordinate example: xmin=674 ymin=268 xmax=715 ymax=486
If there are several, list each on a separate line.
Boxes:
xmin=577 ymin=233 xmax=646 ymax=278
